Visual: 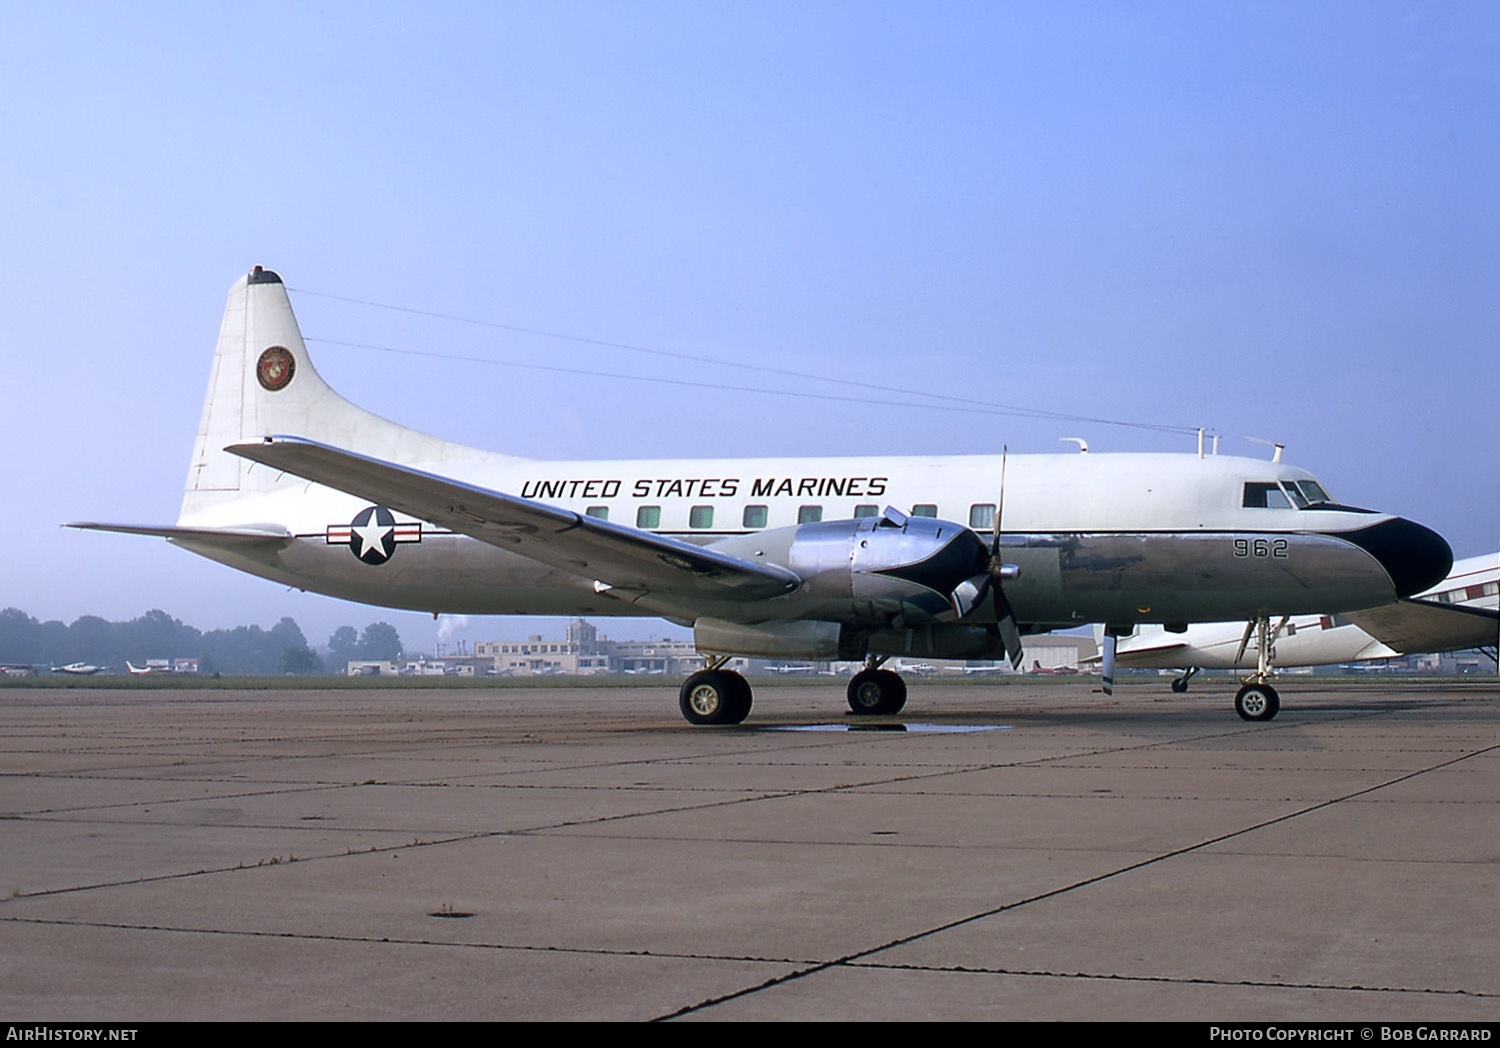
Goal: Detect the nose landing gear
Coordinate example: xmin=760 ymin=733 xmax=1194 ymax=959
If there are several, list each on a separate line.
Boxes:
xmin=1232 ymin=615 xmax=1286 ymax=721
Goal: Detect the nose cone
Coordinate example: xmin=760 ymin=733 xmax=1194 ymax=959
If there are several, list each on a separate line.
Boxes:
xmin=1341 ymin=517 xmax=1453 ymax=597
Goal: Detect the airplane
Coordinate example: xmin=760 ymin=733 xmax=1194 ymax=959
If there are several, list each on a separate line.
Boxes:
xmin=1029 ymin=660 xmax=1080 ymax=676
xmin=126 ymin=660 xmax=173 ymax=675
xmin=1090 ymin=552 xmax=1499 ymax=691
xmin=54 ymin=663 xmax=106 ymax=676
xmin=70 ymin=266 xmax=1454 ymax=725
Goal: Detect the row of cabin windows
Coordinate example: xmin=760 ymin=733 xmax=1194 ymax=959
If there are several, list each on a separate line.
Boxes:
xmin=576 ymin=487 xmax=1338 ymax=527
xmin=581 ymin=503 xmax=998 ymax=530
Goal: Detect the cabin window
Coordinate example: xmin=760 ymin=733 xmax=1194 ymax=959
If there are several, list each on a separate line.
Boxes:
xmin=689 ymin=505 xmax=714 ymax=529
xmin=853 ymin=504 xmax=879 ymax=518
xmin=798 ymin=505 xmax=823 ymax=524
xmin=743 ymin=505 xmax=768 ymax=529
xmin=1242 ymin=483 xmax=1290 ymax=509
xmin=585 ymin=506 xmax=609 ymax=521
xmin=969 ymin=504 xmax=996 ymax=530
xmin=636 ymin=505 xmax=661 ymax=529
xmin=911 ymin=504 xmax=938 ymax=518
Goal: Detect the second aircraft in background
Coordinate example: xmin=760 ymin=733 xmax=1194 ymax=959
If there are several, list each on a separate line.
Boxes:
xmin=1096 ymin=553 xmax=1499 ymax=692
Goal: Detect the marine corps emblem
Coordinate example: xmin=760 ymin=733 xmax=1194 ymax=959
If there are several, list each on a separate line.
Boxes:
xmin=256 ymin=345 xmax=296 ymax=392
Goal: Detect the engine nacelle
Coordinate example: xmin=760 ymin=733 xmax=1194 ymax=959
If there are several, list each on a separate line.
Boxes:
xmin=693 ymin=618 xmax=864 ymax=660
xmin=692 ymin=618 xmax=1002 ymax=662
xmin=710 ymin=509 xmax=992 ymax=630
xmin=867 ymin=624 xmax=1003 ymax=660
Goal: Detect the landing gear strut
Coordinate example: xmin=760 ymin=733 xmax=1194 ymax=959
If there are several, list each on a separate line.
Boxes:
xmin=847 ymin=656 xmax=907 ymax=715
xmin=678 ymin=655 xmax=752 ymax=726
xmin=1232 ymin=615 xmax=1285 ymax=722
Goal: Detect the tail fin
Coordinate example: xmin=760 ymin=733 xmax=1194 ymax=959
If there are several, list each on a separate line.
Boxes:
xmin=180 ymin=266 xmax=511 ymax=525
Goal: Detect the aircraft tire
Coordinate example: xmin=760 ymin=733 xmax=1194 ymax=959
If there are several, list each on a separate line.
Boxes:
xmin=679 ymin=670 xmax=750 ymax=726
xmin=1171 ymin=677 xmax=1189 ymax=693
xmin=723 ymin=670 xmax=753 ymax=722
xmin=847 ymin=669 xmax=907 ymax=715
xmin=1234 ymin=682 xmax=1280 ymax=722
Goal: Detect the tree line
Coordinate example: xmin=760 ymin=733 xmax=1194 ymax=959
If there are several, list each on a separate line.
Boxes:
xmin=0 ymin=608 xmax=404 ymax=676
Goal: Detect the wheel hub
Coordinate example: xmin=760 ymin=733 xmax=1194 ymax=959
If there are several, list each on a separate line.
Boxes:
xmin=688 ymin=685 xmax=721 ymax=716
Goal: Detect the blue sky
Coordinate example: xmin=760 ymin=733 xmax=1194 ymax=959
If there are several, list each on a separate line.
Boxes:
xmin=3 ymin=2 xmax=1496 ymax=652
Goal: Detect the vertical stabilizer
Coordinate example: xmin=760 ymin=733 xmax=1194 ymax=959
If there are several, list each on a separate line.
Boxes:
xmin=180 ymin=266 xmax=508 ymax=525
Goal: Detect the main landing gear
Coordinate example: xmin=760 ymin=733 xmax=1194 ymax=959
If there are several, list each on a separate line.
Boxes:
xmin=678 ymin=655 xmax=753 ymax=726
xmin=677 ymin=655 xmax=914 ymax=725
xmin=846 ymin=656 xmax=907 ymax=716
xmin=1232 ymin=614 xmax=1286 ymax=722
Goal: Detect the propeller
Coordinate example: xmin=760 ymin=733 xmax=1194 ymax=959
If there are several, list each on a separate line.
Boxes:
xmin=953 ymin=447 xmax=1024 ymax=669
xmin=1101 ymin=630 xmax=1117 ymax=696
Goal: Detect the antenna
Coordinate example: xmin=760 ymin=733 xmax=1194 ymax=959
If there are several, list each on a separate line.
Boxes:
xmin=1245 ymin=436 xmax=1285 ymax=463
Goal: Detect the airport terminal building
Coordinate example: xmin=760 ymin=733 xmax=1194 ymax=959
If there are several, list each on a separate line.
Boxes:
xmin=473 ymin=619 xmax=702 ymax=677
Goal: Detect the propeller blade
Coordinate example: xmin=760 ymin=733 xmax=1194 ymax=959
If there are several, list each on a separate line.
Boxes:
xmin=991 ymin=579 xmax=1024 ymax=670
xmin=987 ymin=445 xmax=1024 ymax=668
xmin=993 ymin=447 xmax=1006 ymax=555
xmin=1101 ymin=631 xmax=1117 ymax=696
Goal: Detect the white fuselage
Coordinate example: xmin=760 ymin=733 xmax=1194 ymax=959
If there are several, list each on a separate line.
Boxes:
xmin=174 ymin=447 xmax=1440 ymax=631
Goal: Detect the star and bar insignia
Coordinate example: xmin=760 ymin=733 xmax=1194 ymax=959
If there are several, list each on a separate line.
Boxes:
xmin=326 ymin=506 xmax=421 ymax=565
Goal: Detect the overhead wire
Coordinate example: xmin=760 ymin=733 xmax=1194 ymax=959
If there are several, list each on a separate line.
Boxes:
xmin=291 ymin=286 xmax=1203 ymax=436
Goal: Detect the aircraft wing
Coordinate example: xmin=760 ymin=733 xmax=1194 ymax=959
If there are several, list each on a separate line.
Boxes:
xmin=226 ymin=436 xmax=801 ymax=601
xmin=1343 ymin=599 xmax=1499 ymax=655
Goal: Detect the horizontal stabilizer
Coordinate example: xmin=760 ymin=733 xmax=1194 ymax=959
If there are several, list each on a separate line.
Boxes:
xmin=65 ymin=522 xmax=292 ymax=544
xmin=1082 ymin=639 xmax=1187 ymax=667
xmin=226 ymin=436 xmax=801 ymax=601
xmin=1345 ymin=598 xmax=1499 ymax=655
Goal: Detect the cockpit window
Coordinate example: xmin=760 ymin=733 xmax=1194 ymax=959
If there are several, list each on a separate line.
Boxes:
xmin=1294 ymin=480 xmax=1331 ymax=505
xmin=1242 ymin=482 xmax=1291 ymax=509
xmin=1251 ymin=479 xmax=1335 ymax=510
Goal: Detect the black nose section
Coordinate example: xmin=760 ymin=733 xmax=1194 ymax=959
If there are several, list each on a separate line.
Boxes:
xmin=1340 ymin=518 xmax=1453 ymax=597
